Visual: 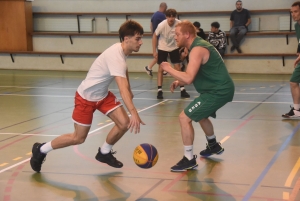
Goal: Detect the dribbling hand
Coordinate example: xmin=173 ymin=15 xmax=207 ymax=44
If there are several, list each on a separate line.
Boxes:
xmin=170 ymin=80 xmax=180 ymax=93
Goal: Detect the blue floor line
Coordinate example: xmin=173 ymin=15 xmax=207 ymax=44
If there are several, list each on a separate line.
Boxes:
xmin=242 ymin=122 xmax=300 ymax=201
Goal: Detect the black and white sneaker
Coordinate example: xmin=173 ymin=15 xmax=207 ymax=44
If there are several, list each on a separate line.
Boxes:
xmin=144 ymin=66 xmax=153 ymax=77
xmin=95 ymin=148 xmax=123 ymax=168
xmin=181 ymin=89 xmax=190 ymax=98
xmin=157 ymin=91 xmax=163 ymax=99
xmin=30 ymin=142 xmax=46 ymax=173
xmin=171 ymin=155 xmax=198 ymax=172
xmin=282 ymin=106 xmax=300 ymax=118
xmin=200 ymin=142 xmax=224 ymax=157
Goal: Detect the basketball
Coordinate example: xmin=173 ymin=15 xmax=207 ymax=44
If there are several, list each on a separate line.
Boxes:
xmin=133 ymin=143 xmax=158 ymax=169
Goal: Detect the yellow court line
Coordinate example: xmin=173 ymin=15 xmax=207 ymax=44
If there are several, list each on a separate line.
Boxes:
xmin=0 ymin=163 xmax=8 ymax=167
xmin=13 ymin=157 xmax=22 ymax=161
xmin=285 ymin=157 xmax=300 ymax=187
xmin=288 ymin=177 xmax=300 ymax=201
xmin=283 ymin=192 xmax=289 ymax=200
xmin=26 ymin=152 xmax=32 ymax=155
xmin=220 ymin=136 xmax=230 ymax=144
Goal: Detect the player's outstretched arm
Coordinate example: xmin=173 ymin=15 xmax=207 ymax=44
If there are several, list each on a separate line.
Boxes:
xmin=161 ymin=46 xmax=208 ymax=85
xmin=152 ymin=33 xmax=158 ymax=59
xmin=115 ymin=76 xmax=145 ymax=134
xmin=126 ymin=70 xmax=134 ymax=99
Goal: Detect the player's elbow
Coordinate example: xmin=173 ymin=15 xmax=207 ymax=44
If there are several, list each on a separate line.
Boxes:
xmin=185 ymin=78 xmax=193 ymax=85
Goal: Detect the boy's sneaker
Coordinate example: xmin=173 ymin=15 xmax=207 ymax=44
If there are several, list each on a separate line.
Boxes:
xmin=157 ymin=91 xmax=163 ymax=99
xmin=181 ymin=89 xmax=190 ymax=98
xmin=282 ymin=106 xmax=300 ymax=118
xmin=144 ymin=66 xmax=153 ymax=76
xmin=200 ymin=142 xmax=224 ymax=157
xmin=30 ymin=142 xmax=47 ymax=173
xmin=163 ymin=71 xmax=168 ymax=76
xmin=95 ymin=148 xmax=123 ymax=168
xmin=171 ymin=155 xmax=198 ymax=172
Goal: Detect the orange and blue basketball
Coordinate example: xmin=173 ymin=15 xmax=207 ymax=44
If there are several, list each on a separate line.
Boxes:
xmin=133 ymin=143 xmax=158 ymax=168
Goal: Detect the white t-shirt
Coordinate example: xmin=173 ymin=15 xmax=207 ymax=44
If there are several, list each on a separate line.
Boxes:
xmin=155 ymin=19 xmax=180 ymax=52
xmin=77 ymin=43 xmax=127 ymax=101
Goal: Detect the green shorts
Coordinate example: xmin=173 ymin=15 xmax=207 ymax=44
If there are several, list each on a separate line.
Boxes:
xmin=184 ymin=93 xmax=233 ymax=122
xmin=290 ymin=63 xmax=300 ymax=83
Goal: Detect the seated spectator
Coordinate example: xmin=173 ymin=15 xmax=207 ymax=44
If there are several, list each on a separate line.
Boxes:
xmin=207 ymin=21 xmax=227 ymax=58
xmin=229 ymin=0 xmax=251 ymax=53
xmin=193 ymin=21 xmax=206 ymax=40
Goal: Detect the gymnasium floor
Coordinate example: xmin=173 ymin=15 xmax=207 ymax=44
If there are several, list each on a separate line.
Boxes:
xmin=0 ymin=69 xmax=300 ymax=201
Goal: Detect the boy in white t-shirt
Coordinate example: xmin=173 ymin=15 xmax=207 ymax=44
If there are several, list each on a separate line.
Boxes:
xmin=152 ymin=8 xmax=190 ymax=99
xmin=30 ymin=20 xmax=145 ymax=172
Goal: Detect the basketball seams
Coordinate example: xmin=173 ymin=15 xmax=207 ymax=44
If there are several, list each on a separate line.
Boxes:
xmin=133 ymin=143 xmax=158 ymax=169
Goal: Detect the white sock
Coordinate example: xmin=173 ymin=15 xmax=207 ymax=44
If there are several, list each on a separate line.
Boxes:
xmin=294 ymin=104 xmax=300 ymax=110
xmin=184 ymin=145 xmax=193 ymax=160
xmin=101 ymin=141 xmax=113 ymax=154
xmin=40 ymin=142 xmax=53 ymax=154
xmin=206 ymin=134 xmax=216 ymax=140
xmin=180 ymin=86 xmax=185 ymax=91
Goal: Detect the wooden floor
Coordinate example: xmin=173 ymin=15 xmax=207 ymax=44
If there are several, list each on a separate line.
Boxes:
xmin=0 ymin=70 xmax=300 ymax=201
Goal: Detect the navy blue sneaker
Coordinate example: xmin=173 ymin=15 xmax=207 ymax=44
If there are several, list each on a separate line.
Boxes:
xmin=95 ymin=148 xmax=123 ymax=168
xmin=171 ymin=155 xmax=198 ymax=172
xmin=200 ymin=142 xmax=224 ymax=157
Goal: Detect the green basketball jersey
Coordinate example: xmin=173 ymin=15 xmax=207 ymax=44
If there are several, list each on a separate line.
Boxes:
xmin=189 ymin=37 xmax=234 ymax=96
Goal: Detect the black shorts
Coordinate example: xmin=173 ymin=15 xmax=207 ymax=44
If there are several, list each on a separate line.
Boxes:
xmin=157 ymin=48 xmax=181 ymax=64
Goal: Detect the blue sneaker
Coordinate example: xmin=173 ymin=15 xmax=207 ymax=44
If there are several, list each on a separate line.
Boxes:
xmin=200 ymin=142 xmax=224 ymax=157
xmin=171 ymin=155 xmax=198 ymax=172
xmin=95 ymin=148 xmax=123 ymax=168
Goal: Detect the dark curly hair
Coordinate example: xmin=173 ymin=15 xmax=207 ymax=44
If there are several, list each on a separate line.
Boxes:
xmin=165 ymin=9 xmax=177 ymax=17
xmin=119 ymin=20 xmax=144 ymax=42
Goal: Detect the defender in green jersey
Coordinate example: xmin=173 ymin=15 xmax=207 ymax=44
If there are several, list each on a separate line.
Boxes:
xmin=282 ymin=1 xmax=300 ymax=118
xmin=161 ymin=20 xmax=235 ymax=172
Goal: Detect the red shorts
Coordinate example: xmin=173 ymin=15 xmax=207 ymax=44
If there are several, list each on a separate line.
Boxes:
xmin=72 ymin=91 xmax=122 ymax=126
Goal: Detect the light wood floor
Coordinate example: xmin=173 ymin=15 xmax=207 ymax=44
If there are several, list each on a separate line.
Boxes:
xmin=0 ymin=70 xmax=299 ymax=201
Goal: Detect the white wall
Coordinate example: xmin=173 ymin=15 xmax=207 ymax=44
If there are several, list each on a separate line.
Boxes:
xmin=0 ymin=0 xmax=297 ymax=74
xmin=32 ymin=0 xmax=294 ymax=12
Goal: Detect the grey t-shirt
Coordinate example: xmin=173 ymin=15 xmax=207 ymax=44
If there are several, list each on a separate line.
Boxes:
xmin=230 ymin=9 xmax=251 ymax=27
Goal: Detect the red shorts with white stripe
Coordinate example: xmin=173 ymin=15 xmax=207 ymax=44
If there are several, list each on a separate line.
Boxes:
xmin=72 ymin=91 xmax=122 ymax=126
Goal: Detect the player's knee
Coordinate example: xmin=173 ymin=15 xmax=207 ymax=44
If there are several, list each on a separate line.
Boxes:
xmin=158 ymin=66 xmax=163 ymax=72
xmin=119 ymin=124 xmax=129 ymax=133
xmin=72 ymin=136 xmax=86 ymax=145
xmin=199 ymin=118 xmax=209 ymax=125
xmin=116 ymin=119 xmax=130 ymax=132
xmin=290 ymin=82 xmax=299 ymax=88
xmin=179 ymin=112 xmax=191 ymax=123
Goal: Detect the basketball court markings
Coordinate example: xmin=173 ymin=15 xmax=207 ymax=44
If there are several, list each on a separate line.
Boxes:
xmin=0 ymin=100 xmax=169 ymax=174
xmin=0 ymin=74 xmax=298 ymax=199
